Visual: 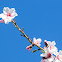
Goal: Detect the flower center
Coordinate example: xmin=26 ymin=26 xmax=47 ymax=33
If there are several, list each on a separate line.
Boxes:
xmin=7 ymin=13 xmax=11 ymax=17
xmin=47 ymin=53 xmax=51 ymax=58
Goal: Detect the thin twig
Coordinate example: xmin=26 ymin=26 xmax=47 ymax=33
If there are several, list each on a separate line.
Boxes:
xmin=11 ymin=20 xmax=55 ymax=58
xmin=11 ymin=20 xmax=44 ymax=50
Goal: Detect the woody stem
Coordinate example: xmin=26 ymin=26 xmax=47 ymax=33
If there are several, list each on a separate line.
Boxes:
xmin=11 ymin=20 xmax=55 ymax=58
xmin=11 ymin=20 xmax=44 ymax=50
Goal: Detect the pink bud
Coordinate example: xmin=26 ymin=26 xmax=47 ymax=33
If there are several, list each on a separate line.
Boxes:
xmin=26 ymin=45 xmax=32 ymax=51
xmin=0 ymin=19 xmax=4 ymax=23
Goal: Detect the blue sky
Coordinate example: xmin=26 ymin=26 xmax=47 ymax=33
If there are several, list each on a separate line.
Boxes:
xmin=0 ymin=0 xmax=62 ymax=62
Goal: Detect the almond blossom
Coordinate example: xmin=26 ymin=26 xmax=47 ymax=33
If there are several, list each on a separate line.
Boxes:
xmin=0 ymin=7 xmax=62 ymax=62
xmin=44 ymin=40 xmax=58 ymax=55
xmin=54 ymin=50 xmax=62 ymax=62
xmin=40 ymin=48 xmax=52 ymax=58
xmin=33 ymin=37 xmax=42 ymax=46
xmin=40 ymin=48 xmax=54 ymax=62
xmin=40 ymin=40 xmax=58 ymax=62
xmin=0 ymin=7 xmax=18 ymax=24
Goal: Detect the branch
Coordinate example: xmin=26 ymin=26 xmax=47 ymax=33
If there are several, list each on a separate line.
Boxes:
xmin=11 ymin=20 xmax=44 ymax=51
xmin=11 ymin=20 xmax=55 ymax=59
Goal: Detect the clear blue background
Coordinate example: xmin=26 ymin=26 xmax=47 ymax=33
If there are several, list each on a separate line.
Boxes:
xmin=0 ymin=0 xmax=62 ymax=62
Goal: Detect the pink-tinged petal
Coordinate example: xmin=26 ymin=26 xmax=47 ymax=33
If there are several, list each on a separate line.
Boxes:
xmin=57 ymin=55 xmax=60 ymax=60
xmin=0 ymin=19 xmax=4 ymax=23
xmin=33 ymin=37 xmax=37 ymax=42
xmin=26 ymin=45 xmax=31 ymax=49
xmin=28 ymin=48 xmax=31 ymax=52
xmin=50 ymin=46 xmax=52 ymax=50
xmin=26 ymin=45 xmax=32 ymax=51
xmin=44 ymin=47 xmax=47 ymax=49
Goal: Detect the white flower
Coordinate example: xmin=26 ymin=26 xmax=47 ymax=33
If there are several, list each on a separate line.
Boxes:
xmin=0 ymin=7 xmax=18 ymax=24
xmin=33 ymin=37 xmax=42 ymax=46
xmin=40 ymin=48 xmax=51 ymax=58
xmin=40 ymin=48 xmax=54 ymax=62
xmin=45 ymin=41 xmax=58 ymax=55
xmin=54 ymin=50 xmax=62 ymax=62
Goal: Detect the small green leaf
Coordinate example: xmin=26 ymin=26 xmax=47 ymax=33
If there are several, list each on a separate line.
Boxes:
xmin=42 ymin=50 xmax=45 ymax=53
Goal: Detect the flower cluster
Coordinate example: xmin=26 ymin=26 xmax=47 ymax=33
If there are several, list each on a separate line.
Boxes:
xmin=40 ymin=40 xmax=62 ymax=62
xmin=26 ymin=38 xmax=62 ymax=62
xmin=0 ymin=7 xmax=62 ymax=62
xmin=26 ymin=37 xmax=42 ymax=51
xmin=0 ymin=7 xmax=18 ymax=24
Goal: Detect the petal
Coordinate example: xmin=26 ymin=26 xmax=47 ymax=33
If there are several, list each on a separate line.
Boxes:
xmin=4 ymin=18 xmax=12 ymax=24
xmin=3 ymin=7 xmax=10 ymax=14
xmin=33 ymin=37 xmax=36 ymax=42
xmin=59 ymin=50 xmax=62 ymax=55
xmin=11 ymin=12 xmax=18 ymax=17
xmin=52 ymin=41 xmax=56 ymax=46
xmin=10 ymin=8 xmax=15 ymax=13
xmin=48 ymin=57 xmax=54 ymax=62
xmin=37 ymin=38 xmax=42 ymax=43
xmin=41 ymin=59 xmax=45 ymax=62
xmin=0 ymin=13 xmax=4 ymax=18
xmin=5 ymin=20 xmax=9 ymax=24
xmin=47 ymin=41 xmax=52 ymax=46
xmin=0 ymin=13 xmax=7 ymax=19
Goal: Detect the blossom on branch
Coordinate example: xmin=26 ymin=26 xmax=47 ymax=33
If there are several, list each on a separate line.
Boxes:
xmin=54 ymin=50 xmax=62 ymax=62
xmin=40 ymin=48 xmax=54 ymax=62
xmin=26 ymin=45 xmax=32 ymax=51
xmin=0 ymin=7 xmax=18 ymax=24
xmin=33 ymin=37 xmax=42 ymax=46
xmin=40 ymin=41 xmax=58 ymax=62
xmin=0 ymin=7 xmax=62 ymax=62
xmin=47 ymin=41 xmax=58 ymax=55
